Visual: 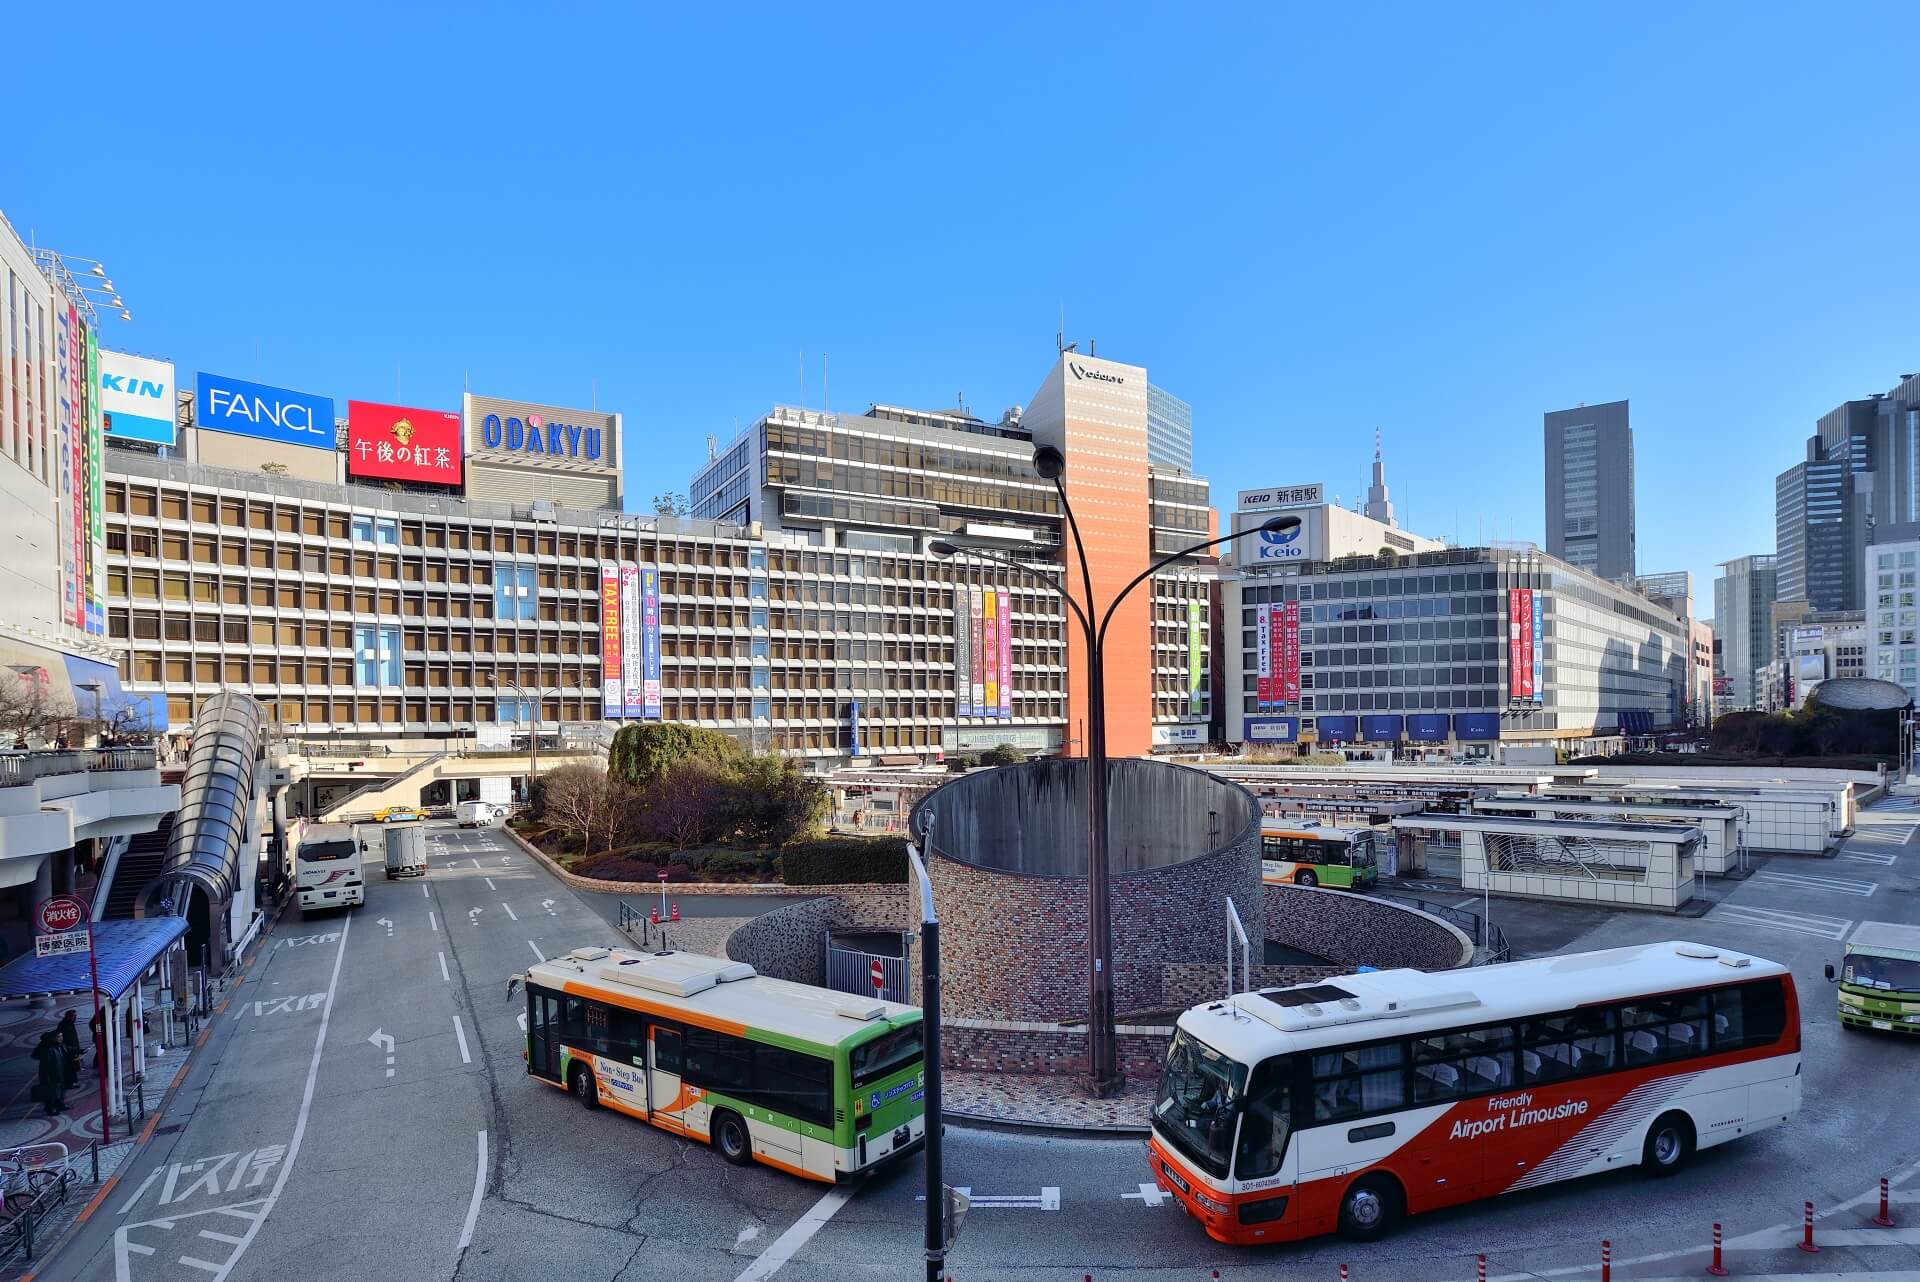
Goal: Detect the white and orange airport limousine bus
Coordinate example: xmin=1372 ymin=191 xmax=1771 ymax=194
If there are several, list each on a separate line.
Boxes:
xmin=1148 ymin=941 xmax=1801 ymax=1244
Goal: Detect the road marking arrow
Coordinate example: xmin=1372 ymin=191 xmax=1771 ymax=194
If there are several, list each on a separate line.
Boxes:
xmin=541 ymin=899 xmax=557 ymax=915
xmin=368 ymin=1029 xmax=395 ymax=1077
xmin=375 ymin=916 xmax=394 ymax=937
xmin=468 ymin=907 xmax=484 ymax=926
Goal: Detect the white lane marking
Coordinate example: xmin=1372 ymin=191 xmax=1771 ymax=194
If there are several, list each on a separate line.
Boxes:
xmin=917 ymin=1187 xmax=1058 ymax=1209
xmin=178 ymin=1257 xmax=226 ymax=1274
xmin=731 ymin=1186 xmax=854 ymax=1281
xmin=438 ymin=951 xmax=450 ymax=983
xmin=134 ymin=909 xmax=355 ymax=1281
xmin=457 ymin=1130 xmax=487 ymax=1251
xmin=1754 ymin=869 xmax=1878 ymax=897
xmin=1843 ymin=850 xmax=1900 ymax=865
xmin=422 ymin=883 xmax=430 ymax=897
xmin=1122 ymin=1182 xmax=1169 ymax=1206
xmin=197 ymin=1230 xmax=245 ymax=1245
xmin=115 ymin=1164 xmax=164 ymax=1214
xmin=500 ymin=902 xmax=518 ymax=922
xmin=452 ymin=1015 xmax=472 ymax=1065
xmin=484 ymin=877 xmax=496 ymax=891
xmin=528 ymin=940 xmax=544 ymax=963
xmin=1710 ymin=904 xmax=1854 ymax=940
xmin=429 ymin=911 xmax=439 ymax=932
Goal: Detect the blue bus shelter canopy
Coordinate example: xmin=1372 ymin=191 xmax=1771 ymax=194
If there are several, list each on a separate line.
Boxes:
xmin=0 ymin=917 xmax=186 ymax=1002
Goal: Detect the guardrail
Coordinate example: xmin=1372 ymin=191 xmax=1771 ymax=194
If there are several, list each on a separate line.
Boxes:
xmin=0 ymin=747 xmax=157 ymax=788
xmin=1384 ymin=892 xmax=1513 ymax=964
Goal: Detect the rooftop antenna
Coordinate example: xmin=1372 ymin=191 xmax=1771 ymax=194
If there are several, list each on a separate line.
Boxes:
xmin=707 ymin=434 xmax=717 ymax=462
xmin=1089 ymin=338 xmax=1096 ymax=357
xmin=1057 ymin=304 xmax=1064 ymax=353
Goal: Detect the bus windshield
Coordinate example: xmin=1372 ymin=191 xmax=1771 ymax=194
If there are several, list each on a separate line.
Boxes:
xmin=851 ymin=1024 xmax=923 ymax=1087
xmin=1848 ymin=953 xmax=1920 ymax=992
xmin=1153 ymin=1028 xmax=1246 ymax=1179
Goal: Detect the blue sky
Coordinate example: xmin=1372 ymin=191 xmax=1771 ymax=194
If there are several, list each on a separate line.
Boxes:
xmin=7 ymin=4 xmax=1917 ymax=618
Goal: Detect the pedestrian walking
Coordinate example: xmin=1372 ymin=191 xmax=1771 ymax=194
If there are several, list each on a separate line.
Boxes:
xmin=57 ymin=1009 xmax=83 ymax=1088
xmin=31 ymin=1032 xmax=65 ymax=1116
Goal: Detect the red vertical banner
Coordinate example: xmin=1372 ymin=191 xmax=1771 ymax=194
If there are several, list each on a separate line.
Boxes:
xmin=1510 ymin=588 xmax=1538 ymax=699
xmin=1282 ymin=600 xmax=1300 ymax=702
xmin=1268 ymin=604 xmax=1285 ymax=705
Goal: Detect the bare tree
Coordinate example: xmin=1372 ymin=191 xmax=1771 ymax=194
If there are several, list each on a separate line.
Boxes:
xmin=0 ymin=669 xmax=78 ymax=749
xmin=539 ymin=763 xmax=624 ymax=854
xmin=647 ymin=765 xmax=720 ymax=852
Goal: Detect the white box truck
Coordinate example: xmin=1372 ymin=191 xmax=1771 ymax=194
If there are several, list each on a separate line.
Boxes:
xmin=384 ymin=821 xmax=428 ymax=878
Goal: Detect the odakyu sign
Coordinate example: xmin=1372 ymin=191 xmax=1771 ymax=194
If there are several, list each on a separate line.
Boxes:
xmin=463 ymin=392 xmax=620 ymax=476
xmin=196 ymin=372 xmax=334 ymax=449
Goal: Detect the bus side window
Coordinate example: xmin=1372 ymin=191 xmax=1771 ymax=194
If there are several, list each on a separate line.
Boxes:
xmin=1716 ymin=979 xmax=1785 ymax=1050
xmin=686 ymin=1028 xmax=752 ymax=1093
xmin=1235 ymin=1057 xmax=1293 ymax=1180
xmin=608 ymin=1009 xmax=645 ymax=1063
xmin=650 ymin=1025 xmax=683 ymax=1074
xmin=561 ymin=996 xmax=589 ymax=1046
xmin=1319 ymin=842 xmax=1349 ymax=867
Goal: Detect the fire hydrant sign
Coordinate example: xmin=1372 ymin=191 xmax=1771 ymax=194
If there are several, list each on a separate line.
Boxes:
xmin=36 ymin=895 xmax=86 ymax=934
xmin=35 ymin=932 xmax=88 ymax=958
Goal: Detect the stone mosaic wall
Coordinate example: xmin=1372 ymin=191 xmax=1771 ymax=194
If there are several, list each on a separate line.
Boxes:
xmin=1263 ymin=883 xmax=1475 ymax=969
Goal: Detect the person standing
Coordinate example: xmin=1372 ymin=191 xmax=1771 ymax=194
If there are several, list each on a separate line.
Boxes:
xmin=31 ymin=1032 xmax=65 ymax=1116
xmin=57 ymin=1010 xmax=82 ymax=1088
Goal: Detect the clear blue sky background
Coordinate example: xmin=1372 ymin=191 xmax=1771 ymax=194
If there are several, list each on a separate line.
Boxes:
xmin=7 ymin=3 xmax=1917 ymax=619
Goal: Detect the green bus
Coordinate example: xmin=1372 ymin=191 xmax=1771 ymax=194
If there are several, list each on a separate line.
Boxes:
xmin=518 ymin=947 xmax=925 ymax=1181
xmin=1260 ymin=822 xmax=1380 ymax=890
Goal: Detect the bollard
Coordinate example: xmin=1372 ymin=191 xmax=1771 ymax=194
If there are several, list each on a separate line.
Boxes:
xmin=21 ymin=1202 xmax=33 ymax=1260
xmin=1799 ymin=1200 xmax=1819 ymax=1253
xmin=138 ymin=1076 xmax=147 ymax=1121
xmin=1707 ymin=1222 xmax=1728 ymax=1276
xmin=1340 ymin=1267 xmax=1349 ymax=1282
xmin=1601 ymin=1239 xmax=1610 ymax=1282
xmin=1476 ymin=1254 xmax=1486 ymax=1282
xmin=90 ymin=1140 xmax=100 ymax=1185
xmin=125 ymin=1095 xmax=135 ymax=1139
xmin=1875 ymin=1176 xmax=1896 ymax=1228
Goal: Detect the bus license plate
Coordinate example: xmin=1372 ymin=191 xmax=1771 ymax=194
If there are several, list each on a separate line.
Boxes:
xmin=893 ymin=1126 xmax=911 ymax=1150
xmin=1872 ymin=1019 xmax=1893 ymax=1030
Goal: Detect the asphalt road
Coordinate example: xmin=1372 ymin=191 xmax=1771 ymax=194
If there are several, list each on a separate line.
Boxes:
xmin=32 ymin=802 xmax=1920 ymax=1282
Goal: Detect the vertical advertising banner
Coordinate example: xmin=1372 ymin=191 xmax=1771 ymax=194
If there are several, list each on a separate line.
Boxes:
xmin=1531 ymin=591 xmax=1545 ymax=704
xmin=998 ymin=595 xmax=1012 ymax=719
xmin=954 ymin=592 xmax=972 ymax=716
xmin=1282 ymin=600 xmax=1301 ymax=703
xmin=1509 ymin=588 xmax=1538 ymax=700
xmin=620 ymin=565 xmax=644 ymax=718
xmin=1268 ymin=604 xmax=1287 ymax=706
xmin=1187 ymin=601 xmax=1203 ymax=716
xmin=1508 ymin=589 xmax=1525 ymax=700
xmin=85 ymin=326 xmax=105 ymax=634
xmin=1256 ymin=606 xmax=1272 ymax=706
xmin=641 ymin=567 xmax=662 ymax=719
xmin=599 ymin=566 xmax=623 ymax=718
xmin=67 ymin=307 xmax=83 ymax=630
xmin=53 ymin=308 xmax=74 ymax=629
xmin=983 ymin=591 xmax=1000 ymax=717
xmin=850 ymin=700 xmax=862 ymax=756
xmin=969 ymin=588 xmax=985 ymax=714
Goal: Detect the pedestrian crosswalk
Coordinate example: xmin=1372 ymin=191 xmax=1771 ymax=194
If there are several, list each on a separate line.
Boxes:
xmin=1851 ymin=823 xmax=1916 ymax=844
xmin=1709 ymin=903 xmax=1856 ymax=941
xmin=1753 ymin=869 xmax=1879 ymax=897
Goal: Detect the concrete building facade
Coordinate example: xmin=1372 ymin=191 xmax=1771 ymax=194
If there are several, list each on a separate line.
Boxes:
xmin=1714 ymin=555 xmax=1778 ymax=711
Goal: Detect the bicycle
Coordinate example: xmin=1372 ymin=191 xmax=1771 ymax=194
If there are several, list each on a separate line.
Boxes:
xmin=0 ymin=1146 xmax=74 ymax=1222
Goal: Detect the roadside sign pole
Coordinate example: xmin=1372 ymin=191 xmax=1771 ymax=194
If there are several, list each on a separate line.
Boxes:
xmin=87 ymin=917 xmax=108 ymax=1143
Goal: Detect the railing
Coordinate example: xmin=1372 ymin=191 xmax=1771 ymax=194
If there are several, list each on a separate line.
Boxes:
xmin=1384 ymin=892 xmax=1513 ymax=965
xmin=0 ymin=747 xmax=157 ymax=788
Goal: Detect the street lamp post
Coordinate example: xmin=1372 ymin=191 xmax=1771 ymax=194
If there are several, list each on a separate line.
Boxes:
xmin=905 ymin=832 xmax=945 ymax=1282
xmin=932 ymin=454 xmax=1298 ymax=1096
xmin=504 ymin=681 xmax=558 ymax=783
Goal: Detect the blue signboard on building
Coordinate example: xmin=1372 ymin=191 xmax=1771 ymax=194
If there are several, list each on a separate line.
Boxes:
xmin=1243 ymin=716 xmax=1298 ymax=744
xmin=850 ymin=700 xmax=863 ymax=755
xmin=1453 ymin=712 xmax=1502 ymax=741
xmin=196 ymin=372 xmax=334 ymax=449
xmin=1406 ymin=713 xmax=1450 ymax=743
xmin=1316 ymin=715 xmax=1359 ymax=744
xmin=1360 ymin=714 xmax=1404 ymax=743
xmin=1531 ymin=593 xmax=1545 ymax=703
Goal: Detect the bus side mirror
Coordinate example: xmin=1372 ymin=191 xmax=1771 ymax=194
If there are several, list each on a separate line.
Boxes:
xmin=1823 ymin=963 xmax=1836 ymax=983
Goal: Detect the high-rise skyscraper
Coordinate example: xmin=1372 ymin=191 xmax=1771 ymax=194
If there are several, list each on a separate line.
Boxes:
xmin=1145 ymin=383 xmax=1193 ymax=474
xmin=1545 ymin=399 xmax=1635 ymax=581
xmin=1363 ymin=429 xmax=1394 ymax=526
xmin=1714 ymin=555 xmax=1778 ymax=711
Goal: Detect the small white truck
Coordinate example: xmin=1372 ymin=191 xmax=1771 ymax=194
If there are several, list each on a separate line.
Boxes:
xmin=383 ymin=821 xmax=428 ymax=879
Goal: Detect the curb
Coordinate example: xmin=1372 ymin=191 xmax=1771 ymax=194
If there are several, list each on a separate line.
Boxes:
xmin=11 ymin=901 xmax=287 ymax=1282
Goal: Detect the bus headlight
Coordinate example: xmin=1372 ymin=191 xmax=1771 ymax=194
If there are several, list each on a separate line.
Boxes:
xmin=1191 ymin=1189 xmax=1229 ymax=1215
xmin=1838 ymin=991 xmax=1864 ymax=1007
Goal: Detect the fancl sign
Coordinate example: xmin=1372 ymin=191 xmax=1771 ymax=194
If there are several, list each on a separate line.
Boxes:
xmin=196 ymin=372 xmax=335 ymax=449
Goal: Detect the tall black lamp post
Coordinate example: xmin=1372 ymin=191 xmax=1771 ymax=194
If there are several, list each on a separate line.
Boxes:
xmin=933 ymin=447 xmax=1298 ymax=1097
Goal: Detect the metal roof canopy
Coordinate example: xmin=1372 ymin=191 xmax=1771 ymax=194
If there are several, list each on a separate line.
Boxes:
xmin=1392 ymin=813 xmax=1704 ymax=840
xmin=0 ymin=917 xmax=186 ymax=1002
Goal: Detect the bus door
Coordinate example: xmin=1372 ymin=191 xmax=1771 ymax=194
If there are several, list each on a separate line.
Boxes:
xmin=527 ymin=989 xmax=562 ymax=1083
xmin=648 ymin=1025 xmax=691 ymax=1130
xmin=1230 ymin=1056 xmax=1299 ymax=1239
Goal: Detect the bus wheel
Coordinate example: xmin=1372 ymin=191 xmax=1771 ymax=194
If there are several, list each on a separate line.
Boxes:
xmin=712 ymin=1110 xmax=752 ymax=1166
xmin=570 ymin=1065 xmax=599 ymax=1110
xmin=1641 ymin=1112 xmax=1693 ymax=1176
xmin=1295 ymin=869 xmax=1319 ymax=888
xmin=1337 ymin=1175 xmax=1401 ymax=1241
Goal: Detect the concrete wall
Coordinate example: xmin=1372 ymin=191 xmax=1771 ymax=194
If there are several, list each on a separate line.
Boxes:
xmin=1263 ymin=883 xmax=1475 ymax=969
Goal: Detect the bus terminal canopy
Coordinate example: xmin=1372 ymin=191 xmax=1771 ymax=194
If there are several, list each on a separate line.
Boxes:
xmin=0 ymin=917 xmax=187 ymax=1002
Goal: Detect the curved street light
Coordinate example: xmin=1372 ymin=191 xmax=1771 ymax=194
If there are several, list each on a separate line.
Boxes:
xmin=934 ymin=455 xmax=1300 ymax=1096
xmin=503 ymin=680 xmax=559 ymax=782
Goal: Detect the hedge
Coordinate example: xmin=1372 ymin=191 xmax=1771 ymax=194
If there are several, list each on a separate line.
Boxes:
xmin=778 ymin=836 xmax=909 ymax=885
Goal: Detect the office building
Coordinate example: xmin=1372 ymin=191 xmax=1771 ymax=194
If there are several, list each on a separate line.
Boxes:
xmin=1783 ymin=612 xmax=1866 ymax=709
xmin=1362 ymin=431 xmax=1394 ymax=525
xmin=1687 ymin=618 xmax=1715 ymax=726
xmin=1713 ymin=555 xmax=1778 ymax=711
xmin=1145 ymin=383 xmax=1193 ymax=474
xmin=691 ymin=353 xmax=1218 ymax=757
xmin=1545 ymin=399 xmax=1635 ymax=581
xmin=1774 ymin=455 xmax=1853 ymax=610
xmin=1633 ymin=571 xmax=1694 ymax=620
xmin=1222 ymin=545 xmax=1687 ymax=752
xmin=1866 ymin=536 xmax=1920 ymax=706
